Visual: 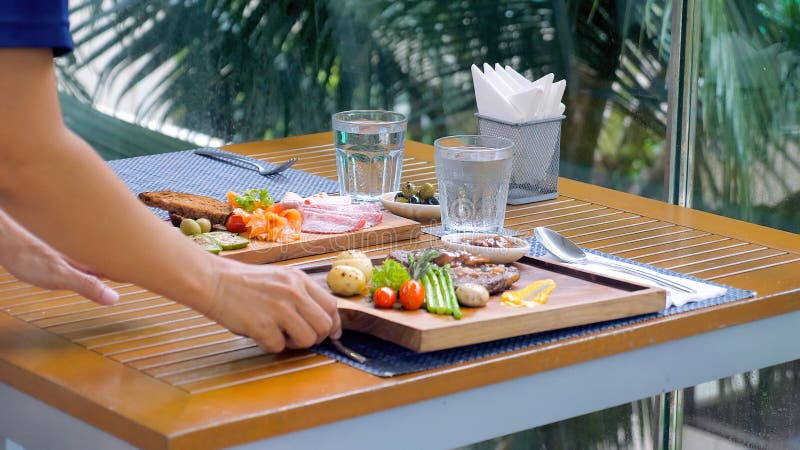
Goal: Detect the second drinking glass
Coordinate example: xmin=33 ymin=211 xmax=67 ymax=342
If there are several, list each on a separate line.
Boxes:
xmin=434 ymin=135 xmax=514 ymax=233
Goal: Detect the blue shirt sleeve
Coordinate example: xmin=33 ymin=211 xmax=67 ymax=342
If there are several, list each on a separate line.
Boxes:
xmin=0 ymin=0 xmax=73 ymax=57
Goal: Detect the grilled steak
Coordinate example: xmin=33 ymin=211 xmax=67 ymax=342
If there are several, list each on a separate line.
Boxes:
xmin=449 ymin=264 xmax=520 ymax=294
xmin=388 ymin=249 xmax=489 ymax=267
xmin=139 ymin=191 xmax=232 ymax=225
xmin=388 ymin=249 xmax=519 ymax=294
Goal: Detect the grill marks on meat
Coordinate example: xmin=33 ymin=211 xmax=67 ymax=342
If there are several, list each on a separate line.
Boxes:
xmin=139 ymin=191 xmax=232 ymax=225
xmin=450 ymin=264 xmax=520 ymax=294
xmin=388 ymin=249 xmax=519 ymax=294
xmin=300 ymin=203 xmax=383 ymax=234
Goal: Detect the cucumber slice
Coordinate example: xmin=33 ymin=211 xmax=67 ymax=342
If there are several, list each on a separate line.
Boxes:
xmin=205 ymin=231 xmax=250 ymax=250
xmin=189 ymin=234 xmax=222 ymax=254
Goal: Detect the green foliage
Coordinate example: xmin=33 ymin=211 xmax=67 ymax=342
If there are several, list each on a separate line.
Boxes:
xmin=692 ymin=0 xmax=800 ymax=231
xmin=57 ymin=0 xmax=799 ymax=234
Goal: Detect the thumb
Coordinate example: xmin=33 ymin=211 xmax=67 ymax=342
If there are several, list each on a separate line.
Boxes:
xmin=62 ymin=267 xmax=119 ymax=305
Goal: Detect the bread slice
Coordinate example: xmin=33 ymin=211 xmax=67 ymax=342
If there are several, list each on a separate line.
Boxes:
xmin=138 ymin=191 xmax=232 ymax=225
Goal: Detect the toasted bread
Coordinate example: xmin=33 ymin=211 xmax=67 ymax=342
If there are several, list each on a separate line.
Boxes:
xmin=138 ymin=191 xmax=232 ymax=225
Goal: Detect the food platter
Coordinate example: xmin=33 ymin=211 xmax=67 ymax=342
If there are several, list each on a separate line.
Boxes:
xmin=305 ymin=255 xmax=666 ymax=352
xmin=380 ymin=192 xmax=441 ymax=222
xmin=219 ymin=212 xmax=421 ymax=264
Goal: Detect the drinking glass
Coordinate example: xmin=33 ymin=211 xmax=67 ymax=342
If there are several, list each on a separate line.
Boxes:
xmin=332 ymin=110 xmax=407 ymax=203
xmin=434 ymin=135 xmax=514 ymax=233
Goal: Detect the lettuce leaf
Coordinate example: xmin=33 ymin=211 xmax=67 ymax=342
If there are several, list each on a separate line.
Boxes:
xmin=371 ymin=259 xmax=410 ymax=293
xmin=233 ymin=188 xmax=274 ymax=212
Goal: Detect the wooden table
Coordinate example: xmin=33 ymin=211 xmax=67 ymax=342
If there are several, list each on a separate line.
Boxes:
xmin=1 ymin=133 xmax=799 ymax=450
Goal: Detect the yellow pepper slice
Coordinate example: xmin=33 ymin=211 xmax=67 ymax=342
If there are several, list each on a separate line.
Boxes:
xmin=500 ymin=279 xmax=557 ymax=307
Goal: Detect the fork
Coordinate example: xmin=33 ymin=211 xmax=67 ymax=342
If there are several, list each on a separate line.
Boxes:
xmin=194 ymin=150 xmax=297 ymax=176
xmin=330 ymin=338 xmax=368 ymax=364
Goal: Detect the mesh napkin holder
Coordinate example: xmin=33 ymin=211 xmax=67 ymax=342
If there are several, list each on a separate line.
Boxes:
xmin=476 ymin=114 xmax=565 ymax=205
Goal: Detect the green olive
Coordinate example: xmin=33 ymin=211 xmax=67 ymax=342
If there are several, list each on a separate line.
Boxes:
xmin=419 ymin=183 xmax=436 ymax=200
xmin=400 ymin=181 xmax=417 ymax=198
xmin=196 ymin=218 xmax=212 ymax=233
xmin=180 ymin=218 xmax=202 ymax=236
xmin=395 ymin=196 xmax=409 ymax=203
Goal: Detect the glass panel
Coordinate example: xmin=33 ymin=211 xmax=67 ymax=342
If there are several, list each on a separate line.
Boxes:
xmin=688 ymin=1 xmax=800 ymax=232
xmin=457 ymin=398 xmax=660 ymax=450
xmin=60 ymin=0 xmax=673 ymax=202
xmin=682 ymin=360 xmax=800 ymax=449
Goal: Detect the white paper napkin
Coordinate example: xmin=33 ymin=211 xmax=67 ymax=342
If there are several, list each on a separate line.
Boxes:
xmin=472 ymin=64 xmax=566 ymax=123
xmin=538 ymin=252 xmax=728 ymax=309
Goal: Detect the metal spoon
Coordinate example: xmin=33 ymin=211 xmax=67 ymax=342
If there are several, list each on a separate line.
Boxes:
xmin=533 ymin=227 xmax=696 ymax=293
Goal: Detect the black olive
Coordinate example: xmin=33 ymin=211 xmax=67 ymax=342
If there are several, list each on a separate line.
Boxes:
xmin=394 ymin=192 xmax=406 ymax=201
xmin=427 ymin=197 xmax=439 ymax=205
xmin=407 ymin=195 xmax=421 ymax=204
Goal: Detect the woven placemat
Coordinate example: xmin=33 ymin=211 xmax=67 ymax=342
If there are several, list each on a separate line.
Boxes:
xmin=108 ymin=148 xmax=339 ymax=220
xmin=312 ymin=239 xmax=755 ymax=377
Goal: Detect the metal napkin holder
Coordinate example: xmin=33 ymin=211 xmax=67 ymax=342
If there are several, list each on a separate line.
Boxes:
xmin=476 ymin=114 xmax=565 ymax=205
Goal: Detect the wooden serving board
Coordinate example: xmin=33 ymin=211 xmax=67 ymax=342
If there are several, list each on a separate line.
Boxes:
xmin=305 ymin=256 xmax=666 ymax=352
xmin=220 ymin=212 xmax=421 ymax=264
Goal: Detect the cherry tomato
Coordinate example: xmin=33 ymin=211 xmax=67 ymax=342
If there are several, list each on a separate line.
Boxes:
xmin=373 ymin=287 xmax=397 ymax=308
xmin=225 ymin=214 xmax=247 ymax=233
xmin=399 ymin=279 xmax=425 ymax=310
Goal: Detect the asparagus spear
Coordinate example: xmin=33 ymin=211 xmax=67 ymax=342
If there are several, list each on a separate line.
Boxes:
xmin=441 ymin=264 xmax=462 ymax=319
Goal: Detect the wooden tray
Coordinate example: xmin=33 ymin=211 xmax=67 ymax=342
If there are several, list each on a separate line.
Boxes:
xmin=220 ymin=212 xmax=421 ymax=264
xmin=305 ymin=256 xmax=666 ymax=352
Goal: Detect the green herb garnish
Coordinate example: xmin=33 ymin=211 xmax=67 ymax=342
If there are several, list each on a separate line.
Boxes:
xmin=234 ymin=188 xmax=274 ymax=212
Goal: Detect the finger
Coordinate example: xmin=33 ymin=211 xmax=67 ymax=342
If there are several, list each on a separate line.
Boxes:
xmin=277 ymin=308 xmax=321 ymax=349
xmin=303 ymin=278 xmax=340 ymax=316
xmin=330 ymin=310 xmax=342 ymax=340
xmin=290 ymin=282 xmax=333 ymax=342
xmin=61 ymin=265 xmax=119 ymax=305
xmin=301 ymin=279 xmax=341 ymax=342
xmin=250 ymin=323 xmax=286 ymax=354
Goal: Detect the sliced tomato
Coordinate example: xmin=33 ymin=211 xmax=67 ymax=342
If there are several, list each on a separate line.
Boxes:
xmin=373 ymin=287 xmax=397 ymax=308
xmin=225 ymin=214 xmax=247 ymax=233
xmin=399 ymin=279 xmax=425 ymax=310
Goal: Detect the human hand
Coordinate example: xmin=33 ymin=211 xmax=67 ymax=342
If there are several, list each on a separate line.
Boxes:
xmin=0 ymin=210 xmax=119 ymax=305
xmin=202 ymin=262 xmax=341 ymax=353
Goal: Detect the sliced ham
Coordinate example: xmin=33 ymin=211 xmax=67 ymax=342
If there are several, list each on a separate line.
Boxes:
xmin=301 ymin=209 xmax=366 ymax=233
xmin=281 ymin=192 xmax=384 ymax=234
xmin=302 ymin=204 xmax=383 ymax=228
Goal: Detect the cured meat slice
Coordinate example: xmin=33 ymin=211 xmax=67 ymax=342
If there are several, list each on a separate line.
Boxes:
xmin=302 ymin=204 xmax=383 ymax=228
xmin=280 ymin=192 xmax=384 ymax=234
xmin=301 ymin=209 xmax=366 ymax=234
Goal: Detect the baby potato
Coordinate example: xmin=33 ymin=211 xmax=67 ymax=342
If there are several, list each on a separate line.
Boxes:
xmin=332 ymin=250 xmax=373 ymax=282
xmin=326 ymin=265 xmax=367 ymax=296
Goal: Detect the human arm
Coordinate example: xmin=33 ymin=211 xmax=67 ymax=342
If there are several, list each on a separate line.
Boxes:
xmin=0 ymin=207 xmax=119 ymax=305
xmin=0 ymin=49 xmax=340 ymax=351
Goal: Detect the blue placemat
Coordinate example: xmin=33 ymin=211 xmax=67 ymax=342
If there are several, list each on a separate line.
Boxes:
xmin=312 ymin=239 xmax=755 ymax=377
xmin=108 ymin=148 xmax=339 ymax=220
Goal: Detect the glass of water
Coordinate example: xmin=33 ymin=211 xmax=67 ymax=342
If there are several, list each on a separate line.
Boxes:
xmin=434 ymin=135 xmax=514 ymax=233
xmin=332 ymin=110 xmax=407 ymax=203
